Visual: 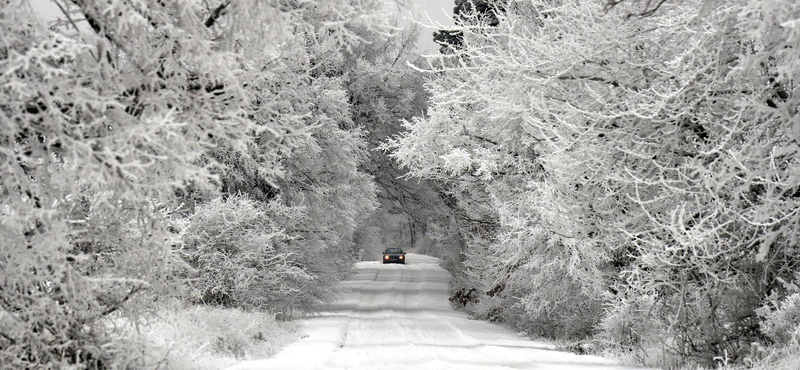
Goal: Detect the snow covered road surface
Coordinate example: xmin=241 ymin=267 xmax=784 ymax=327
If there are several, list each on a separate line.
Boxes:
xmin=229 ymin=254 xmax=649 ymax=370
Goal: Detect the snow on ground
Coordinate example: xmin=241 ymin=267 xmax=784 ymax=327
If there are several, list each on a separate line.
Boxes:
xmin=228 ymin=254 xmax=651 ymax=370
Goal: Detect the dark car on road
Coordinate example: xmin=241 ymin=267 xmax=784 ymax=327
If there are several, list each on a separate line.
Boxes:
xmin=382 ymin=248 xmax=406 ymax=264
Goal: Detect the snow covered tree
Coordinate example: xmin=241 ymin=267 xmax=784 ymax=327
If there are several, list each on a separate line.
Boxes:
xmin=343 ymin=18 xmax=453 ymax=257
xmin=388 ymin=0 xmax=800 ymax=364
xmin=1 ymin=0 xmax=387 ymax=367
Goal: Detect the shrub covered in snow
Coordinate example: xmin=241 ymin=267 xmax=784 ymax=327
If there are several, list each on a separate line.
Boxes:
xmin=758 ymin=277 xmax=800 ymax=346
xmin=180 ymin=196 xmax=319 ymax=310
xmin=137 ymin=304 xmax=300 ymax=370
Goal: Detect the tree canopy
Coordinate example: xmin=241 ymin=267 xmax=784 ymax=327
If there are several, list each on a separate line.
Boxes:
xmin=389 ymin=0 xmax=800 ymax=365
xmin=1 ymin=0 xmax=389 ymax=367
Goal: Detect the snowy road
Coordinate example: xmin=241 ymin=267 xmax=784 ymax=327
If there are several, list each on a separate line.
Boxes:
xmin=229 ymin=254 xmax=648 ymax=370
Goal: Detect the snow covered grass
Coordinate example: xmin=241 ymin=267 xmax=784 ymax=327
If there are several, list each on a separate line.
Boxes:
xmin=600 ymin=344 xmax=684 ymax=369
xmin=750 ymin=343 xmax=800 ymax=370
xmin=601 ymin=341 xmax=800 ymax=370
xmin=135 ymin=304 xmax=301 ymax=370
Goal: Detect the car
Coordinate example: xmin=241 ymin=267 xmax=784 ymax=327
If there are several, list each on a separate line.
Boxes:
xmin=382 ymin=248 xmax=406 ymax=264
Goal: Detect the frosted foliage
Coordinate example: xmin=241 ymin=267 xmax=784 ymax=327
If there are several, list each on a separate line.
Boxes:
xmin=180 ymin=196 xmax=316 ymax=310
xmin=1 ymin=0 xmax=385 ymax=368
xmin=757 ymin=275 xmax=800 ymax=345
xmin=388 ymin=0 xmax=800 ymax=363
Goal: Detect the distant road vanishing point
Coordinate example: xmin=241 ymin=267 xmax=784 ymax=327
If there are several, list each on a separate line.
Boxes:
xmin=229 ymin=253 xmax=650 ymax=370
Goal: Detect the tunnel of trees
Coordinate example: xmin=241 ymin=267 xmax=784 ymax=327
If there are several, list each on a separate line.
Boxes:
xmin=1 ymin=0 xmax=799 ymax=369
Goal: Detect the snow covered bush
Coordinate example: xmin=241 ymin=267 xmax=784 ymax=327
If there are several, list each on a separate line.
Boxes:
xmin=180 ymin=196 xmax=316 ymax=310
xmin=115 ymin=304 xmax=301 ymax=370
xmin=749 ymin=277 xmax=800 ymax=369
xmin=0 ymin=175 xmax=182 ymax=367
xmin=598 ymin=293 xmax=679 ymax=366
xmin=758 ymin=277 xmax=800 ymax=346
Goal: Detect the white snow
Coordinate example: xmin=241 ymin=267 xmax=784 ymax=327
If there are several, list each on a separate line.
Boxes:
xmin=228 ymin=254 xmax=651 ymax=370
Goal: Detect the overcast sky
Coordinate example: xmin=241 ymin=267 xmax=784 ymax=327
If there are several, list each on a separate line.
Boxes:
xmin=401 ymin=0 xmax=456 ymax=53
xmin=31 ymin=0 xmax=61 ymax=24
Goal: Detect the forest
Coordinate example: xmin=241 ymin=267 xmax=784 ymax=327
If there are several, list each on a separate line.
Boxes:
xmin=1 ymin=0 xmax=798 ymax=369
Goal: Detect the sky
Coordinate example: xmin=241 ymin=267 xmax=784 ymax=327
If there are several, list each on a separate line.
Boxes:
xmin=30 ymin=0 xmax=61 ymax=24
xmin=404 ymin=0 xmax=456 ymax=52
